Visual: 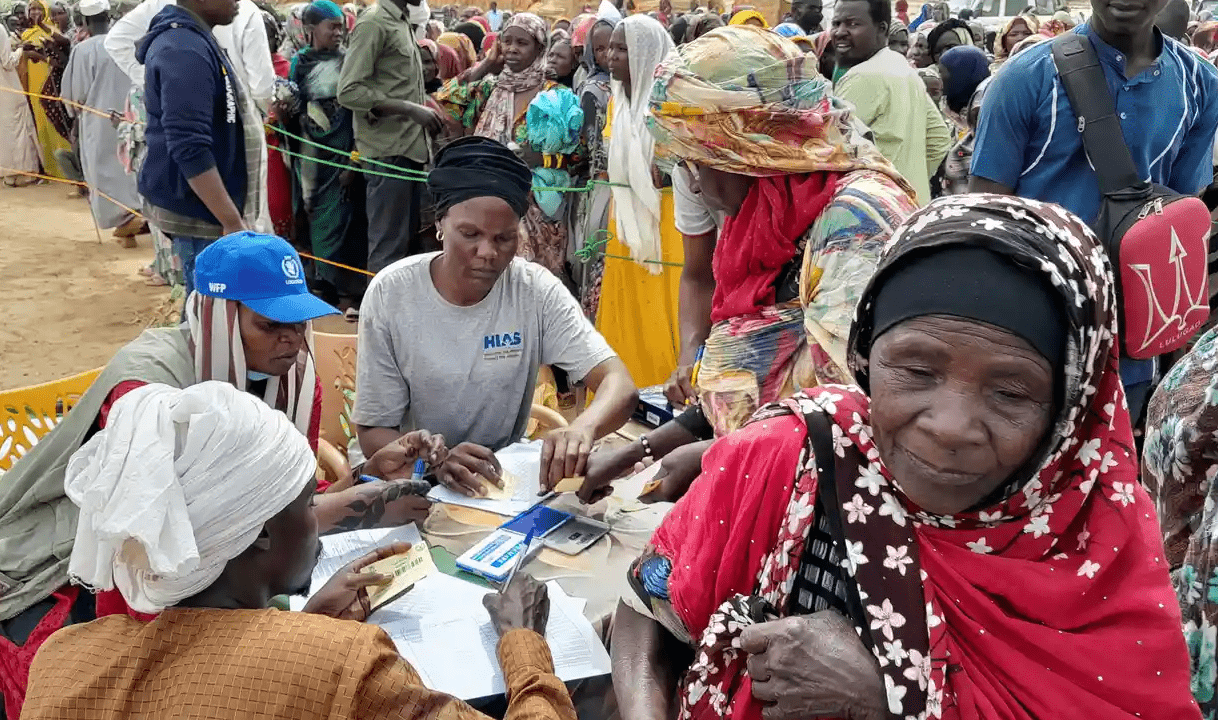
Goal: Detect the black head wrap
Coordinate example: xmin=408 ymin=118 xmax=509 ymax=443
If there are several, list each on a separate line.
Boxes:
xmin=869 ymin=246 xmax=1067 ymax=375
xmin=454 ymin=20 xmax=486 ymax=51
xmin=849 ymin=194 xmax=1117 ymax=429
xmin=428 ymin=136 xmax=532 ymax=218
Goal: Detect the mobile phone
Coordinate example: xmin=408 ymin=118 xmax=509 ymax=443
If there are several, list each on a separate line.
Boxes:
xmin=499 ymin=504 xmax=572 ymax=537
xmin=542 ymin=515 xmax=610 ymax=555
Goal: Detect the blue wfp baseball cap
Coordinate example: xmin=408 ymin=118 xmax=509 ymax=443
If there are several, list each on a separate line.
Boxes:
xmin=193 ymin=231 xmax=341 ymax=323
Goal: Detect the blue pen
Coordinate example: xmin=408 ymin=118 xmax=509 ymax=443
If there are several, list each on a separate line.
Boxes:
xmin=355 ymin=458 xmax=431 ymax=495
xmin=500 ymin=519 xmax=538 ymax=593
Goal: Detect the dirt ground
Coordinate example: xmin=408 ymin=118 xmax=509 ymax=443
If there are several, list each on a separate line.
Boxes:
xmin=0 ymin=183 xmax=170 ymax=390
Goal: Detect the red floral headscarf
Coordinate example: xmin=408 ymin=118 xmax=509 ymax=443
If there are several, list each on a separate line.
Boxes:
xmin=648 ymin=195 xmax=1198 ymax=720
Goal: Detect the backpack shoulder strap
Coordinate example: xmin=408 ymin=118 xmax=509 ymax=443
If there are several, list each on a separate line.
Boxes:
xmin=1050 ymin=33 xmax=1143 ymax=193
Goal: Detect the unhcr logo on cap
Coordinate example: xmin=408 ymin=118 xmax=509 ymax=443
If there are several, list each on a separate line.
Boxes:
xmin=282 ymin=255 xmax=304 ymax=286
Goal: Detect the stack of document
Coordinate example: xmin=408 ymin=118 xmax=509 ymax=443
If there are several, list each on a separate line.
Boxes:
xmin=427 ymin=440 xmax=548 ymax=516
xmin=374 ymin=574 xmax=608 ymax=699
xmin=292 ymin=525 xmax=611 ymax=700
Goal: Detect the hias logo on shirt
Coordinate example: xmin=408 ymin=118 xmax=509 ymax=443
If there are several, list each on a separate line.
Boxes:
xmin=483 ymin=331 xmax=523 ymax=361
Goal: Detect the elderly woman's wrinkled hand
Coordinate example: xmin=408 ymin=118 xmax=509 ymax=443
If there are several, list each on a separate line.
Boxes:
xmin=739 ymin=612 xmax=888 ymax=720
xmin=483 ymin=573 xmax=550 ymax=637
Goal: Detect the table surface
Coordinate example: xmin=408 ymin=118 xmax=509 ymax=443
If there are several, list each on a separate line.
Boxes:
xmin=421 ymin=464 xmax=670 ymax=631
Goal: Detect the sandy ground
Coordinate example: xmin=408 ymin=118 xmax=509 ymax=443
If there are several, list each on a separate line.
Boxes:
xmin=0 ymin=183 xmax=169 ymax=390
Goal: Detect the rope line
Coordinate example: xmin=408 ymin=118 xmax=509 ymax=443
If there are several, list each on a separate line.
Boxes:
xmin=4 ymin=164 xmax=380 ymax=277
xmin=3 ymin=86 xmax=684 ymax=270
xmin=0 ymin=166 xmax=145 ymax=220
xmin=0 ymin=85 xmax=113 ymax=120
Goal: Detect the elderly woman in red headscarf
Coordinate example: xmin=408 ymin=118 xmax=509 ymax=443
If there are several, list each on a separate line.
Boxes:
xmin=613 ymin=194 xmax=1200 ymax=720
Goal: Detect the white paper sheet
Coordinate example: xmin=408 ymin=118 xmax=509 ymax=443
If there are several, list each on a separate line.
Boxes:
xmin=379 ymin=578 xmax=611 ymax=699
xmin=290 ymin=526 xmax=612 ymax=700
xmin=427 ymin=441 xmax=549 ymax=516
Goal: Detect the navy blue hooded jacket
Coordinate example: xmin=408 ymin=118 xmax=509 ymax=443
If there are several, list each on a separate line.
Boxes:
xmin=136 ymin=4 xmax=246 ymax=225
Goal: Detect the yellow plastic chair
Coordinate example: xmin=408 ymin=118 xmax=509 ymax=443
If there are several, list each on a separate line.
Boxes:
xmin=0 ymin=368 xmax=102 ymax=471
xmin=312 ymin=330 xmax=359 ymax=493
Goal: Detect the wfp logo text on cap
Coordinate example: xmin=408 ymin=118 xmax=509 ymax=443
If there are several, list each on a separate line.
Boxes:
xmin=281 ymin=255 xmax=304 ymax=286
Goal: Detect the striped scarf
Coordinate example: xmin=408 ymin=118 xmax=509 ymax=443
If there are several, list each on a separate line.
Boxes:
xmin=183 ymin=294 xmax=316 ymax=436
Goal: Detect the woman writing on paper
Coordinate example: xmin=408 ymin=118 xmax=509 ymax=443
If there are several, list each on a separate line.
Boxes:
xmin=353 ymin=137 xmax=637 ymax=501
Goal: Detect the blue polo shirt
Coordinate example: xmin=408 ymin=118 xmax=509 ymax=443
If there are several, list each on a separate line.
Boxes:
xmin=973 ymin=25 xmax=1218 ymax=392
xmin=972 ymin=24 xmax=1218 ymax=226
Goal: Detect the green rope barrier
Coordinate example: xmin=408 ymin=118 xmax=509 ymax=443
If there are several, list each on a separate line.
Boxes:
xmin=268 ymin=122 xmax=633 ymax=193
xmin=604 ymin=253 xmax=685 ymax=268
xmin=267 ymin=125 xmax=683 ymax=268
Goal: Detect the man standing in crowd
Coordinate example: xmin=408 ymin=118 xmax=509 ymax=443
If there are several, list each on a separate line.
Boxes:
xmin=971 ymin=0 xmax=1218 ymax=424
xmin=338 ymin=0 xmax=444 ymax=273
xmin=487 ymin=0 xmax=503 ymax=31
xmin=105 ymin=0 xmax=275 ymax=232
xmin=832 ymin=0 xmax=950 ymax=205
xmin=135 ymin=0 xmax=263 ymax=296
xmin=61 ymin=0 xmax=142 ymax=240
xmin=20 ymin=383 xmax=578 ymax=720
xmin=789 ymin=0 xmax=823 ymax=34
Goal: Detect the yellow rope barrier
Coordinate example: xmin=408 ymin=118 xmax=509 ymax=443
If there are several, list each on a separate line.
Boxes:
xmin=2 ymin=85 xmax=683 ymax=276
xmin=2 ymin=165 xmax=378 ymax=277
xmin=0 ymin=166 xmax=145 ymax=221
xmin=0 ymin=85 xmax=114 ymax=120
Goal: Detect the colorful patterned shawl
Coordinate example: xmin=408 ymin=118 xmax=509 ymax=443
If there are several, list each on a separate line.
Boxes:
xmin=646 ymin=25 xmax=910 ymax=193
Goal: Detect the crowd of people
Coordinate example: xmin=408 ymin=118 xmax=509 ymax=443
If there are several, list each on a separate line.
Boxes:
xmin=5 ymin=0 xmax=1218 ymax=717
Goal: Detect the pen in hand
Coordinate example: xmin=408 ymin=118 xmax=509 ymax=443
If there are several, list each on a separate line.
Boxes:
xmin=500 ymin=519 xmax=539 ymax=594
xmin=356 ymin=459 xmax=432 ymax=495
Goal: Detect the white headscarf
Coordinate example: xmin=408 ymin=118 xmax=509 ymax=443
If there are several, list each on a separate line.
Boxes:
xmin=608 ymin=15 xmax=674 ymax=274
xmin=597 ymin=0 xmax=622 ymax=22
xmin=184 ymin=292 xmax=318 ymax=440
xmin=65 ymin=382 xmax=316 ymax=614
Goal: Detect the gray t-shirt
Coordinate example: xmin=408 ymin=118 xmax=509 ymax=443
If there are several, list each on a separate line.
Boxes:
xmin=353 ymin=253 xmax=617 ymax=450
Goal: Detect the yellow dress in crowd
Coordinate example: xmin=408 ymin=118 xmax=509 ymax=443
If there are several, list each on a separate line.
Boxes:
xmin=594 ymin=101 xmax=684 ymax=389
xmin=19 ymin=4 xmax=71 ymax=178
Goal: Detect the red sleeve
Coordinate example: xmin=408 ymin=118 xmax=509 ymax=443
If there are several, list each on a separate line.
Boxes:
xmin=309 ymin=376 xmax=322 ymax=454
xmin=311 ymin=376 xmax=333 ymax=492
xmin=94 ymin=588 xmax=157 ymax=622
xmin=651 ymin=413 xmax=807 ymax=640
xmin=97 ymin=380 xmax=148 ymax=430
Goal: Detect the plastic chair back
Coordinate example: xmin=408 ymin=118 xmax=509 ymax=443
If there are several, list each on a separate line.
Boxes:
xmin=0 ymin=368 xmax=102 ymax=471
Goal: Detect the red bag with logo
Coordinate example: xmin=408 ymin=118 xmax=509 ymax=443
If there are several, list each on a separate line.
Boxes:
xmin=1052 ymin=34 xmax=1210 ymax=359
